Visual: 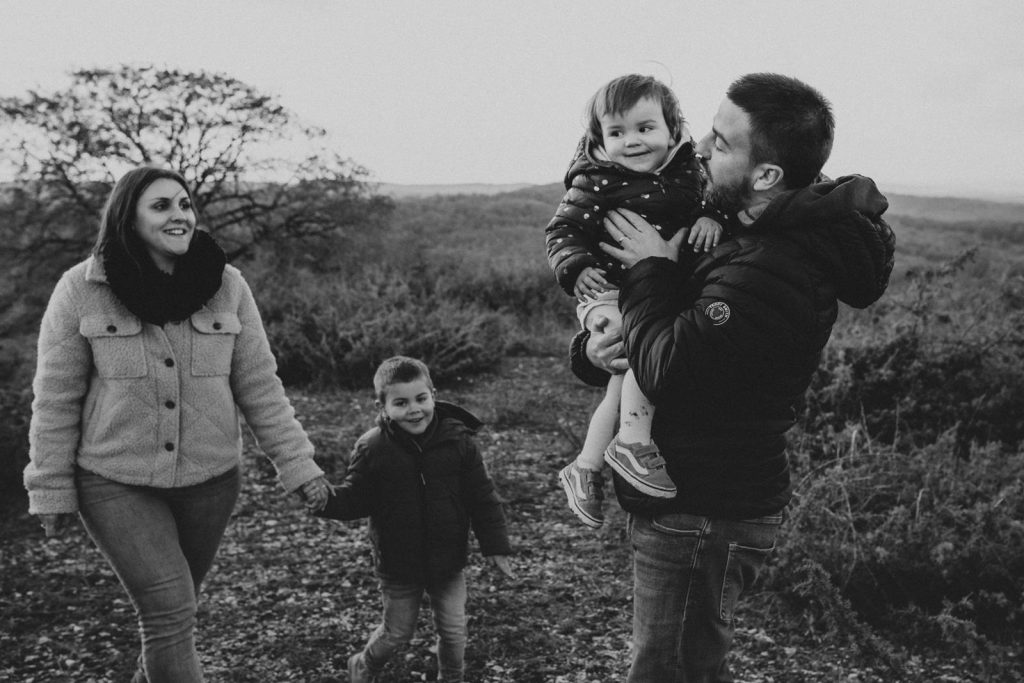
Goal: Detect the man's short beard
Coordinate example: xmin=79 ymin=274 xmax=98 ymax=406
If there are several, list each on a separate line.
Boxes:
xmin=704 ymin=177 xmax=753 ymax=216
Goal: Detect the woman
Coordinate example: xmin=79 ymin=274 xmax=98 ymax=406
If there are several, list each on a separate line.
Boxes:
xmin=24 ymin=167 xmax=332 ymax=682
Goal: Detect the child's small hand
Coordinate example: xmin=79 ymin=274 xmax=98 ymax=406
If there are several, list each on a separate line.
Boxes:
xmin=574 ymin=267 xmax=614 ymax=300
xmin=687 ymin=217 xmax=724 ymax=253
xmin=298 ymin=475 xmax=334 ymax=512
xmin=489 ymin=555 xmax=515 ymax=579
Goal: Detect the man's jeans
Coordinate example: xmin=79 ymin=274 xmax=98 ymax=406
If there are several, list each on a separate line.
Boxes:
xmin=627 ymin=510 xmax=783 ymax=683
xmin=76 ymin=466 xmax=240 ymax=683
xmin=362 ymin=570 xmax=468 ymax=682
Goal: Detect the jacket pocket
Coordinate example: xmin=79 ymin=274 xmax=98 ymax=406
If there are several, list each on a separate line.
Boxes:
xmin=190 ymin=311 xmax=241 ymax=376
xmin=80 ymin=315 xmax=146 ymax=378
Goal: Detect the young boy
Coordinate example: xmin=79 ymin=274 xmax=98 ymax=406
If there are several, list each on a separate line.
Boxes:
xmin=312 ymin=356 xmax=513 ymax=683
xmin=545 ymin=74 xmax=727 ymax=528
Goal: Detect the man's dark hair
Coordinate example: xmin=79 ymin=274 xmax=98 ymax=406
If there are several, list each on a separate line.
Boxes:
xmin=727 ymin=73 xmax=834 ymax=188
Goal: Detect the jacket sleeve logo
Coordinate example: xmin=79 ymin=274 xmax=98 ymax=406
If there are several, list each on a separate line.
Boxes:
xmin=704 ymin=301 xmax=731 ymax=325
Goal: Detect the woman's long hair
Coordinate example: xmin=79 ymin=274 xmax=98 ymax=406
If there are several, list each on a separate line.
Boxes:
xmin=92 ymin=167 xmax=196 ymax=272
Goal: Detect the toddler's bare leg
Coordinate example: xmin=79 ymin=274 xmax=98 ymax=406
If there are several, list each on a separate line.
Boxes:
xmin=603 ymin=369 xmax=676 ymax=498
xmin=618 ymin=369 xmax=654 ymax=445
xmin=575 ymin=373 xmax=623 ymax=470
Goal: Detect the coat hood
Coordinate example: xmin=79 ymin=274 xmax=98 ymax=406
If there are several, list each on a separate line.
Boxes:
xmin=756 ymin=174 xmax=895 ymax=309
xmin=377 ymin=400 xmax=482 ymax=444
xmin=564 ymin=133 xmax=694 ymax=185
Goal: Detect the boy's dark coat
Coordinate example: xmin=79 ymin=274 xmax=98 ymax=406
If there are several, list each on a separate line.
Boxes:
xmin=316 ymin=401 xmax=511 ymax=584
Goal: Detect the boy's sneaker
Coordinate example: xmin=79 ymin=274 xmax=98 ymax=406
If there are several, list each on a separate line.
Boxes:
xmin=349 ymin=653 xmax=374 ymax=683
xmin=559 ymin=462 xmax=605 ymax=528
xmin=604 ymin=438 xmax=677 ymax=498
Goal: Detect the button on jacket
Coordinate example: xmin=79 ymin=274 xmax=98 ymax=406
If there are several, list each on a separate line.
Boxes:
xmin=25 ymin=256 xmax=322 ymax=515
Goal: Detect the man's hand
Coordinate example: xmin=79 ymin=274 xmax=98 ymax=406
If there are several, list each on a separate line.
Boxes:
xmin=600 ymin=209 xmax=688 ymax=267
xmin=585 ymin=312 xmax=628 ymax=374
xmin=688 ymin=216 xmax=724 ymax=253
xmin=489 ymin=555 xmax=515 ymax=579
xmin=573 ymin=267 xmax=614 ymax=300
xmin=38 ymin=513 xmax=67 ymax=538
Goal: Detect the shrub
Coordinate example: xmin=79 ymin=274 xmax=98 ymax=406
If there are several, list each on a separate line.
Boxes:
xmin=256 ymin=267 xmax=507 ymax=389
xmin=0 ymin=332 xmax=36 ymax=499
xmin=770 ymin=425 xmax=1024 ymax=670
xmin=803 ymin=250 xmax=1024 ymax=453
xmin=0 ymin=386 xmax=31 ymax=500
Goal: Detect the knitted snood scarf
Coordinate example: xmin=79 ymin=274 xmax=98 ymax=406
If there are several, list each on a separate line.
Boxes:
xmin=102 ymin=230 xmax=226 ymax=326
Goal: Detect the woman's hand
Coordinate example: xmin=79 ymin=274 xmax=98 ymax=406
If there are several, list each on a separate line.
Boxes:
xmin=38 ymin=513 xmax=68 ymax=538
xmin=298 ymin=476 xmax=334 ymax=511
xmin=600 ymin=209 xmax=688 ymax=267
xmin=585 ymin=312 xmax=628 ymax=374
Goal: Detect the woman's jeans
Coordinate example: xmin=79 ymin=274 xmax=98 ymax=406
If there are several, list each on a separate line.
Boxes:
xmin=76 ymin=466 xmax=241 ymax=683
xmin=362 ymin=570 xmax=468 ymax=682
xmin=627 ymin=510 xmax=783 ymax=683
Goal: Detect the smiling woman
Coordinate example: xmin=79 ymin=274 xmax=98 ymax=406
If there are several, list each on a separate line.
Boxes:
xmin=133 ymin=178 xmax=197 ymax=273
xmin=23 ymin=166 xmax=332 ymax=683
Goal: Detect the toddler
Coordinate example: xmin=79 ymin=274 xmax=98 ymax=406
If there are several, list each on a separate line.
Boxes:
xmin=545 ymin=74 xmax=726 ymax=528
xmin=312 ymin=356 xmax=513 ymax=683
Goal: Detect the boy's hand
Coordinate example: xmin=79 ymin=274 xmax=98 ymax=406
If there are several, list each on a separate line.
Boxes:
xmin=489 ymin=555 xmax=515 ymax=579
xmin=574 ymin=267 xmax=614 ymax=300
xmin=298 ymin=475 xmax=334 ymax=512
xmin=687 ymin=216 xmax=724 ymax=253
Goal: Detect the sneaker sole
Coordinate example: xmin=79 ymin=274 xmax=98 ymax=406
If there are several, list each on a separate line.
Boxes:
xmin=603 ymin=450 xmax=677 ymax=498
xmin=558 ymin=468 xmax=603 ymax=528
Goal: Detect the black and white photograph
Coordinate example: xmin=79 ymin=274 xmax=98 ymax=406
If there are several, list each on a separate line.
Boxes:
xmin=1 ymin=2 xmax=1021 ymax=681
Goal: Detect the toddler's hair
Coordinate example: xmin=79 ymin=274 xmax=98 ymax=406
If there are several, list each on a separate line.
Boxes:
xmin=373 ymin=356 xmax=434 ymax=402
xmin=585 ymin=74 xmax=685 ymax=149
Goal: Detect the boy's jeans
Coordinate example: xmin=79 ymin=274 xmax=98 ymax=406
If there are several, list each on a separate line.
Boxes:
xmin=627 ymin=510 xmax=783 ymax=683
xmin=363 ymin=570 xmax=468 ymax=682
xmin=76 ymin=466 xmax=240 ymax=683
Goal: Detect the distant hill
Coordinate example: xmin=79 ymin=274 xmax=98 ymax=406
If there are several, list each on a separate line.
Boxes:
xmin=378 ymin=182 xmax=534 ymax=198
xmin=383 ymin=181 xmax=1024 ymax=226
xmin=885 ymin=193 xmax=1024 ymax=224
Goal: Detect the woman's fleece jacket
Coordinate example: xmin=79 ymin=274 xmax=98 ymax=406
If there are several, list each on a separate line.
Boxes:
xmin=315 ymin=402 xmax=511 ymax=585
xmin=25 ymin=256 xmax=323 ymax=515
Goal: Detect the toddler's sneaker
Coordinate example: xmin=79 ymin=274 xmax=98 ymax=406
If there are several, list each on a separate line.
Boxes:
xmin=604 ymin=438 xmax=677 ymax=498
xmin=559 ymin=462 xmax=605 ymax=528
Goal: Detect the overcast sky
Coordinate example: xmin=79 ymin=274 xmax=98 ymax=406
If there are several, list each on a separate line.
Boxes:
xmin=2 ymin=0 xmax=1022 ymax=199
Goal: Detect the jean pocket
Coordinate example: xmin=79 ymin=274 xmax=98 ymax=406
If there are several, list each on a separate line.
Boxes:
xmin=719 ymin=540 xmax=775 ymax=623
xmin=650 ymin=512 xmax=704 ymax=538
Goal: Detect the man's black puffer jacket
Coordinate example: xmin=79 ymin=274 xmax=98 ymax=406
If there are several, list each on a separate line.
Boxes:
xmin=573 ymin=174 xmax=895 ymax=519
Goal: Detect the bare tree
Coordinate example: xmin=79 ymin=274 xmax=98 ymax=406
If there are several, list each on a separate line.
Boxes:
xmin=0 ymin=64 xmax=392 ymax=270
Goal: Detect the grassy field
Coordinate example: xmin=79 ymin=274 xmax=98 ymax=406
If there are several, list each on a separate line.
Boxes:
xmin=3 ymin=185 xmax=1023 ymax=681
xmin=2 ymin=357 xmax=1011 ymax=682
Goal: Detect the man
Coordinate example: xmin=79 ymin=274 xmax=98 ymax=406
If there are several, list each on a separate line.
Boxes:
xmin=570 ymin=73 xmax=895 ymax=682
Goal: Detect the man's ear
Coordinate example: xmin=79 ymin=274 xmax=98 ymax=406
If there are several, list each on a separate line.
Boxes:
xmin=751 ymin=163 xmax=784 ymax=192
xmin=374 ymin=399 xmax=383 ymax=411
